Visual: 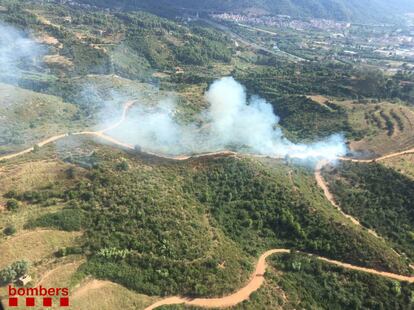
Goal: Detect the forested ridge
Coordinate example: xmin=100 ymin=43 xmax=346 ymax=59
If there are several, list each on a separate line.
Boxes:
xmin=323 ymin=162 xmax=414 ymax=259
xmin=3 ymin=147 xmax=408 ymax=297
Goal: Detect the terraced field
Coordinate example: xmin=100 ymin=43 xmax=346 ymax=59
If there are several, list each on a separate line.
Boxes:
xmin=349 ymin=104 xmax=414 ymax=156
xmin=308 ymin=95 xmax=414 ymax=157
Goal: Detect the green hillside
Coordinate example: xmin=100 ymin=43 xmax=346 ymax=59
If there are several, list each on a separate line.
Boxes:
xmin=323 ymin=161 xmax=414 ymax=259
xmin=12 ymin=142 xmax=411 ymax=297
xmin=1 ymin=1 xmax=414 ymax=309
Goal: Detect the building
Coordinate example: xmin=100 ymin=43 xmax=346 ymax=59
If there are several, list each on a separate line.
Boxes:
xmin=18 ymin=275 xmax=32 ymax=286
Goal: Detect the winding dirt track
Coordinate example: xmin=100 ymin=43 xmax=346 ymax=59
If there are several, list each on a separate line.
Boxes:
xmin=0 ymin=101 xmax=136 ymax=162
xmin=315 ymin=160 xmax=363 ymax=227
xmin=1 ymin=98 xmax=412 ymax=164
xmin=316 ymin=147 xmax=414 ymax=240
xmin=145 ymin=249 xmax=414 ymax=310
xmin=2 ymin=100 xmax=414 ymax=309
xmin=315 ymin=160 xmax=382 ymax=240
xmin=339 ymin=148 xmax=414 ymax=163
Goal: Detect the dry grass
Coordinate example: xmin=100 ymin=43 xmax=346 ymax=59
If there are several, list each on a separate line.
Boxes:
xmin=382 ymin=154 xmax=414 ymax=180
xmin=305 ymin=96 xmax=414 ymax=156
xmin=36 ymin=259 xmax=84 ymax=287
xmin=71 ymin=279 xmax=157 ymax=310
xmin=313 ymin=96 xmax=414 ymax=156
xmin=0 ymin=160 xmax=70 ymax=201
xmin=0 ymin=229 xmax=81 ymax=269
xmin=0 ymin=257 xmax=85 ymax=309
xmin=0 ymin=204 xmax=65 ymax=234
xmin=0 ymin=159 xmax=79 ymax=234
xmin=43 ymin=55 xmax=73 ymax=69
xmin=34 ymin=33 xmax=62 ymax=48
xmin=0 ymin=83 xmax=82 ymax=154
xmin=306 ymin=95 xmax=335 ymax=110
xmin=0 ymin=158 xmax=81 ymax=227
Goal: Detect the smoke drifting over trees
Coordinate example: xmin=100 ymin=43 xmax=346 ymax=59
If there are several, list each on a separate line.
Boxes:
xmin=0 ymin=23 xmax=346 ymax=162
xmin=105 ymin=77 xmax=347 ymax=161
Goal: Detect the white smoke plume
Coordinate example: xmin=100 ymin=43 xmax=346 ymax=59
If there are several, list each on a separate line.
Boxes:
xmin=105 ymin=77 xmax=347 ymax=161
xmin=0 ymin=23 xmax=44 ymax=82
xmin=0 ymin=23 xmax=46 ymax=152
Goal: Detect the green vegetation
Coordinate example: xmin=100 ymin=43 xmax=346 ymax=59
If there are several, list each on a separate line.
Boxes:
xmin=16 ymin=146 xmax=410 ymax=298
xmin=236 ymin=61 xmax=414 ymax=104
xmin=270 ymin=95 xmax=352 ymax=140
xmin=162 ymin=252 xmax=414 ymax=309
xmin=78 ymin=0 xmax=414 ymax=23
xmin=1 ymin=1 xmax=414 ymax=308
xmin=261 ymin=253 xmax=414 ymax=309
xmin=6 ymin=199 xmax=20 ymax=212
xmin=3 ymin=225 xmax=16 ymax=236
xmin=0 ymin=260 xmax=29 ymax=285
xmin=323 ymin=162 xmax=414 ymax=259
xmin=25 ymin=209 xmax=87 ymax=232
xmin=122 ymin=12 xmax=232 ymax=70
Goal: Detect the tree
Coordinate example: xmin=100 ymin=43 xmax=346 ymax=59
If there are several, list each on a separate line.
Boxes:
xmin=116 ymin=161 xmax=129 ymax=171
xmin=4 ymin=225 xmax=16 ymax=236
xmin=11 ymin=261 xmax=29 ymax=277
xmin=6 ymin=199 xmax=20 ymax=211
xmin=4 ymin=190 xmax=17 ymax=198
xmin=65 ymin=167 xmax=76 ymax=179
xmin=0 ymin=267 xmax=16 ymax=285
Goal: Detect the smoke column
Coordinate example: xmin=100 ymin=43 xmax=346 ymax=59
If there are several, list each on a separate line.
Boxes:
xmin=106 ymin=77 xmax=347 ymax=161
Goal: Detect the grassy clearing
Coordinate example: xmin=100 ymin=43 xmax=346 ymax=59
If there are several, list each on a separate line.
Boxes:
xmin=69 ymin=75 xmax=164 ymax=102
xmin=382 ymin=154 xmax=414 ymax=180
xmin=0 ymin=204 xmax=65 ymax=235
xmin=297 ymin=95 xmax=414 ymax=156
xmin=0 ymin=229 xmax=81 ymax=269
xmin=0 ymin=160 xmax=73 ymax=204
xmin=0 ymin=83 xmax=84 ymax=155
xmin=0 ymin=159 xmax=83 ymax=235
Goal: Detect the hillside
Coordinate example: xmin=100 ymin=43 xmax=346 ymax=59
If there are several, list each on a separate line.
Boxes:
xmin=1 ymin=1 xmax=414 ymax=309
xmin=79 ymin=0 xmax=414 ymax=23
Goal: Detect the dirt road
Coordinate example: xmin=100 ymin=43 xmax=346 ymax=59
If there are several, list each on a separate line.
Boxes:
xmin=0 ymin=101 xmax=136 ymax=162
xmin=316 ymin=146 xmax=414 ymax=237
xmin=1 ymin=96 xmax=412 ymax=164
xmin=72 ymin=279 xmax=113 ymax=299
xmin=145 ymin=248 xmax=413 ymax=310
xmin=339 ymin=148 xmax=414 ymax=163
xmin=2 ymin=100 xmax=414 ymax=309
xmin=314 ymin=160 xmax=364 ymax=227
xmin=98 ymin=100 xmax=135 ymax=134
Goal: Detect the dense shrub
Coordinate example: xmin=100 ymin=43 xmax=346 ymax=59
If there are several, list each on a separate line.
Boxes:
xmin=6 ymin=199 xmax=20 ymax=212
xmin=0 ymin=261 xmax=29 ymax=285
xmin=3 ymin=225 xmax=16 ymax=236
